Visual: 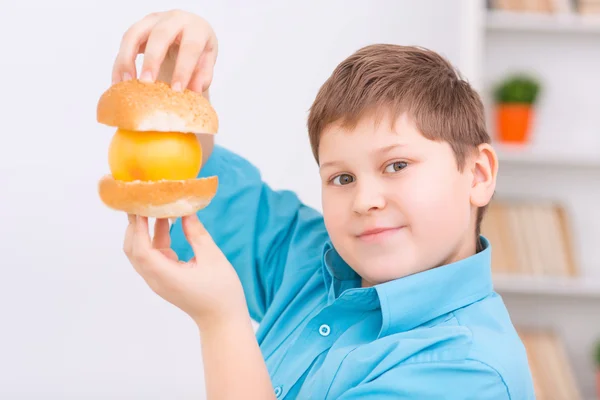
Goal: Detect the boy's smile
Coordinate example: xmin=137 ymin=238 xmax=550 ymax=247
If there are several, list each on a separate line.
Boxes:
xmin=356 ymin=225 xmax=406 ymax=243
xmin=318 ymin=109 xmax=496 ymax=287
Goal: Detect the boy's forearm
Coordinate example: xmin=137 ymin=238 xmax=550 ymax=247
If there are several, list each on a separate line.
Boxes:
xmin=198 ymin=315 xmax=275 ymax=400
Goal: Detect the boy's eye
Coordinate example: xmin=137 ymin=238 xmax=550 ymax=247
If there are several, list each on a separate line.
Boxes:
xmin=385 ymin=161 xmax=407 ymax=173
xmin=332 ymin=174 xmax=354 ymax=186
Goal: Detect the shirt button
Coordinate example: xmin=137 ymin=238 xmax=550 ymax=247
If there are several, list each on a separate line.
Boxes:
xmin=319 ymin=324 xmax=331 ymax=337
xmin=274 ymin=386 xmax=282 ymax=397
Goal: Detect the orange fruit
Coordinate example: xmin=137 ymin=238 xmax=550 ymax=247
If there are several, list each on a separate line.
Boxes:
xmin=108 ymin=129 xmax=202 ymax=182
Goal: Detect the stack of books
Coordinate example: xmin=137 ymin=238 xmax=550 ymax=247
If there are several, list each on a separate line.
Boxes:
xmin=517 ymin=328 xmax=583 ymax=399
xmin=481 ymin=199 xmax=578 ymax=277
xmin=577 ymin=0 xmax=600 ymax=14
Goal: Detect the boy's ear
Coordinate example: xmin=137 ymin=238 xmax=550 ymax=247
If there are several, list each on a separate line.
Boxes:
xmin=470 ymin=143 xmax=498 ymax=207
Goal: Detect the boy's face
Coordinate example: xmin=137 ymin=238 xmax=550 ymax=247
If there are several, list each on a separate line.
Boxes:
xmin=318 ymin=111 xmax=496 ymax=287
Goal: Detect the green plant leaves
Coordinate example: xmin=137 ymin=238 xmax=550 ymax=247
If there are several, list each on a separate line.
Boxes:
xmin=493 ymin=74 xmax=541 ymax=104
xmin=595 ymin=338 xmax=600 ymax=367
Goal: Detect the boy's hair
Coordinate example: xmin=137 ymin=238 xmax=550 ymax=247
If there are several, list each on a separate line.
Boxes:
xmin=307 ymin=44 xmax=491 ymax=247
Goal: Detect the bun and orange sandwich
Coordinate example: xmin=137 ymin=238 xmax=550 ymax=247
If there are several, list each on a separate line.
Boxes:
xmin=96 ymin=79 xmax=218 ymax=218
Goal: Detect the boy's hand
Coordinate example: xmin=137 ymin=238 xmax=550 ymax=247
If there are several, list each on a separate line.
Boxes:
xmin=112 ymin=9 xmax=218 ymax=93
xmin=124 ymin=215 xmax=247 ymax=329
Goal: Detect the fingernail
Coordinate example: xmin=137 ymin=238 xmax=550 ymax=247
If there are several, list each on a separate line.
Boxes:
xmin=140 ymin=70 xmax=153 ymax=82
xmin=172 ymin=81 xmax=182 ymax=92
xmin=123 ymin=72 xmax=132 ymax=81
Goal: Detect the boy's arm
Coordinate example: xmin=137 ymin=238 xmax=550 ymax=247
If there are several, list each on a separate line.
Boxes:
xmin=199 ymin=310 xmax=276 ymax=400
xmin=334 ymin=360 xmax=513 ymax=399
xmin=170 ymin=145 xmax=327 ymax=323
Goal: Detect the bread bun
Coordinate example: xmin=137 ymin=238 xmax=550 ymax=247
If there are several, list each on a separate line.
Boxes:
xmin=97 ymin=79 xmax=219 ymax=218
xmin=97 ymin=79 xmax=218 ymax=134
xmin=98 ymin=175 xmax=218 ymax=218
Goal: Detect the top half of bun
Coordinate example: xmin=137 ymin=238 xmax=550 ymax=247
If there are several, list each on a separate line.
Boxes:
xmin=97 ymin=79 xmax=218 ymax=134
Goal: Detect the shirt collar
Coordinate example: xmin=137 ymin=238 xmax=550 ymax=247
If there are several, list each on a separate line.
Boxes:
xmin=321 ymin=236 xmax=494 ymax=337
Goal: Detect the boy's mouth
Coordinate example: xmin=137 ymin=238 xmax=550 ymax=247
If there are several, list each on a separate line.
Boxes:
xmin=356 ymin=226 xmax=404 ymax=242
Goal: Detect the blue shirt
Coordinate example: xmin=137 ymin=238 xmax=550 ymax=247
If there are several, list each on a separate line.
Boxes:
xmin=170 ymin=145 xmax=536 ymax=399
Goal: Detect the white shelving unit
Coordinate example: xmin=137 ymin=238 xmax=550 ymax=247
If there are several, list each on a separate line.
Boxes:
xmin=493 ymin=273 xmax=600 ymax=298
xmin=486 ymin=9 xmax=600 ymax=33
xmin=461 ymin=1 xmax=600 ymax=398
xmin=494 ymin=143 xmax=600 ymax=168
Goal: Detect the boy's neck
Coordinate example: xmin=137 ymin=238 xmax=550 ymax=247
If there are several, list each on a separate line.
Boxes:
xmin=359 ymin=236 xmax=481 ymax=288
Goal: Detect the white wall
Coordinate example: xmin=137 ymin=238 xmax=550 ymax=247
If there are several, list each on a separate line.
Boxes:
xmin=0 ymin=1 xmax=468 ymax=398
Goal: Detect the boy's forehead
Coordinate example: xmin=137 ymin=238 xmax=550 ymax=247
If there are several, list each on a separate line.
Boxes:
xmin=321 ymin=111 xmax=420 ymax=143
xmin=318 ymin=115 xmax=423 ymax=164
xmin=315 ymin=111 xmax=453 ymax=168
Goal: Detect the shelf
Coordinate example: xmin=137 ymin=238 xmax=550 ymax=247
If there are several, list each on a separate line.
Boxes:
xmin=492 ymin=274 xmax=600 ymax=298
xmin=494 ymin=143 xmax=600 ymax=168
xmin=485 ymin=10 xmax=600 ymax=34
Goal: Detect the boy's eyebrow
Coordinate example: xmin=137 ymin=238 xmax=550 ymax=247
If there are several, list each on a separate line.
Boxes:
xmin=375 ymin=143 xmax=406 ymax=156
xmin=319 ymin=160 xmax=342 ymax=170
xmin=319 ymin=144 xmax=407 ymax=170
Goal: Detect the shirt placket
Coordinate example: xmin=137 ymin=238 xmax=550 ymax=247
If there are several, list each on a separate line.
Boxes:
xmin=269 ymin=302 xmax=363 ymax=399
xmin=308 ymin=311 xmax=382 ymax=399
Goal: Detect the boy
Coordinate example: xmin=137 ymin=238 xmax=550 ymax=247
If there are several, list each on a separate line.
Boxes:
xmin=118 ymin=10 xmax=535 ymax=399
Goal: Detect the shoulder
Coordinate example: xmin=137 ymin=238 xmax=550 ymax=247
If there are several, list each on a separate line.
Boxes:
xmin=193 ymin=144 xmax=328 ymax=269
xmin=333 ymin=293 xmax=535 ymax=399
xmin=333 ymin=349 xmax=514 ymax=399
xmin=199 ymin=144 xmax=264 ymax=183
xmin=451 ymin=292 xmax=536 ymax=400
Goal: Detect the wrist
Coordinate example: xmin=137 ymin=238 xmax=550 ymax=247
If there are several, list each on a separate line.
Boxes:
xmin=194 ymin=307 xmax=252 ymax=335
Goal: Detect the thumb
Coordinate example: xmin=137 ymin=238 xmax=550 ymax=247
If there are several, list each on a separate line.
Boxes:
xmin=181 ymin=213 xmax=214 ymax=254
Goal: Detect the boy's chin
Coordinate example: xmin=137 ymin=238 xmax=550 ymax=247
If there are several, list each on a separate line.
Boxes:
xmin=353 ymin=251 xmax=422 ymax=284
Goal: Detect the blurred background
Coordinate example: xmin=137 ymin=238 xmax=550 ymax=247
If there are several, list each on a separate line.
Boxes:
xmin=0 ymin=0 xmax=599 ymax=398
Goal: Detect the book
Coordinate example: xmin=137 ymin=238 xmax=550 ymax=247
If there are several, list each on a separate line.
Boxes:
xmin=481 ymin=199 xmax=578 ymax=276
xmin=516 ymin=328 xmax=582 ymax=399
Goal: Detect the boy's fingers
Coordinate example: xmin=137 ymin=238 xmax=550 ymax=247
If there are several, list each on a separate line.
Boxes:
xmin=189 ymin=45 xmax=217 ymax=94
xmin=153 ymin=218 xmax=171 ymax=249
xmin=131 ymin=216 xmax=153 ymax=264
xmin=140 ymin=16 xmax=184 ymax=83
xmin=181 ymin=214 xmax=212 ymax=254
xmin=123 ymin=214 xmax=136 ymax=256
xmin=158 ymin=248 xmax=179 ymax=262
xmin=171 ymin=26 xmax=207 ymax=91
xmin=112 ymin=14 xmax=160 ymax=84
xmin=131 ymin=216 xmax=177 ymax=276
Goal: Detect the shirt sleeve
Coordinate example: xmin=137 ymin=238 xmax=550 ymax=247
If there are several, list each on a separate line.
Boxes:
xmin=169 ymin=145 xmax=328 ymax=323
xmin=335 ymin=359 xmax=512 ymax=400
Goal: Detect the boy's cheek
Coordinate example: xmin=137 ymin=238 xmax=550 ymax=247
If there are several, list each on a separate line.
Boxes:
xmin=398 ymin=180 xmax=467 ymax=237
xmin=322 ymin=197 xmax=348 ymax=232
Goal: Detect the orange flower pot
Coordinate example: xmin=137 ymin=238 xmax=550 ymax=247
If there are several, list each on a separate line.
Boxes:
xmin=495 ymin=103 xmax=534 ymax=144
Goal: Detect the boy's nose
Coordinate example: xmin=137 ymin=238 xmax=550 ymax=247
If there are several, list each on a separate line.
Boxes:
xmin=352 ymin=181 xmax=386 ymax=215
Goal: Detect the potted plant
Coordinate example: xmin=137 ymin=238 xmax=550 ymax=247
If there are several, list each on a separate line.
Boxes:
xmin=492 ymin=73 xmax=541 ymax=144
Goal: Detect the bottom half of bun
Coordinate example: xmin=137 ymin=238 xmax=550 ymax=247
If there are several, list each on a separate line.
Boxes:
xmin=98 ymin=175 xmax=218 ymax=218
